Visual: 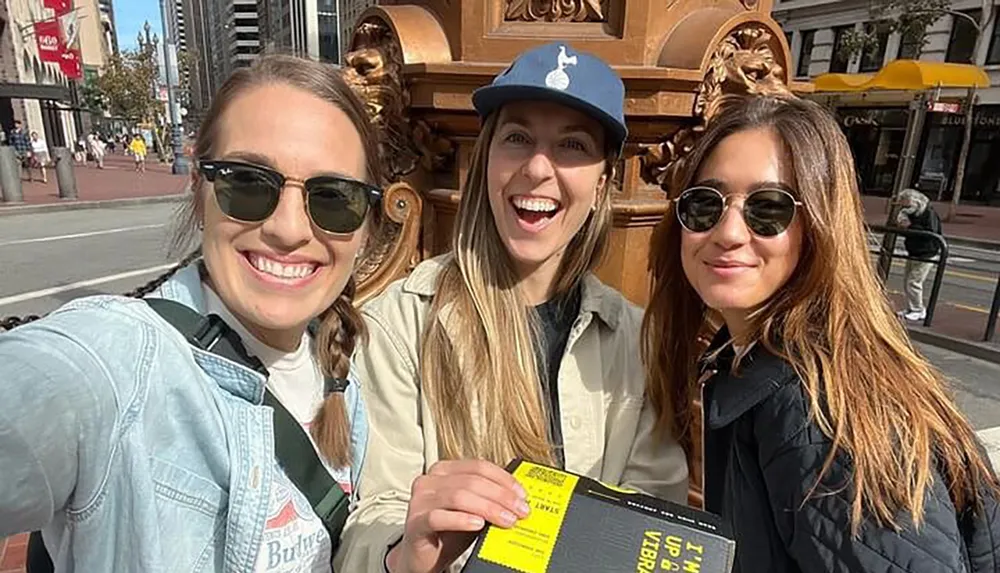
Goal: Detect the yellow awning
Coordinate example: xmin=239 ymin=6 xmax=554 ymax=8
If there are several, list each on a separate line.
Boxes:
xmin=813 ymin=60 xmax=990 ymax=93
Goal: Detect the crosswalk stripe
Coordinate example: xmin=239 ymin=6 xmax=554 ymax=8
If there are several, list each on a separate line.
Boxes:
xmin=977 ymin=426 xmax=1000 ymax=471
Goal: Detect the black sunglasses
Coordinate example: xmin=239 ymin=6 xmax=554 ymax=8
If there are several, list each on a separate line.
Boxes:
xmin=198 ymin=160 xmax=381 ymax=234
xmin=673 ymin=186 xmax=803 ymax=237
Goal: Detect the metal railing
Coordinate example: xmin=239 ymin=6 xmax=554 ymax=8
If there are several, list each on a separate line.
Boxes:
xmin=986 ymin=274 xmax=1000 ymax=343
xmin=869 ymin=225 xmax=949 ymax=328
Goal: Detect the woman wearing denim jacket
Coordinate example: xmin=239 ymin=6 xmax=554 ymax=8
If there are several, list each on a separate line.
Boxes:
xmin=336 ymin=43 xmax=689 ymax=573
xmin=0 ymin=55 xmax=380 ymax=571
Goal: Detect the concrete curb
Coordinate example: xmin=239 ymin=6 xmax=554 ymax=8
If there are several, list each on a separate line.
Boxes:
xmin=908 ymin=326 xmax=1000 ymax=364
xmin=945 ymin=235 xmax=1000 ymax=252
xmin=0 ymin=192 xmax=190 ymax=217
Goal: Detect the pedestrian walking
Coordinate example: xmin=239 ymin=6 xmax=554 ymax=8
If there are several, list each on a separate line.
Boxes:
xmin=28 ymin=131 xmax=48 ymax=183
xmin=129 ymin=134 xmax=146 ymax=173
xmin=895 ymin=188 xmax=942 ymax=322
xmin=73 ymin=137 xmax=86 ymax=164
xmin=87 ymin=133 xmax=105 ymax=169
xmin=643 ymin=94 xmax=999 ymax=572
xmin=8 ymin=120 xmax=31 ymax=181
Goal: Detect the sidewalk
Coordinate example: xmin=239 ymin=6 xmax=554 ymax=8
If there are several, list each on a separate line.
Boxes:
xmin=0 ymin=534 xmax=25 ymax=573
xmin=891 ymin=290 xmax=1000 ymax=361
xmin=0 ymin=153 xmax=189 ymax=208
xmin=862 ymin=195 xmax=1000 ymax=247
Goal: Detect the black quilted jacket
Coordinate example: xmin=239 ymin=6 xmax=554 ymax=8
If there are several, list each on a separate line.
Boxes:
xmin=700 ymin=330 xmax=1000 ymax=573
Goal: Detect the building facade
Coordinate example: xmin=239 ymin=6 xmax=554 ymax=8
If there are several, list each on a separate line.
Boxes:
xmin=776 ymin=0 xmax=1000 ymax=204
xmin=166 ymin=0 xmax=187 ymax=52
xmin=200 ymin=0 xmax=259 ymax=80
xmin=231 ymin=0 xmax=260 ymax=67
xmin=182 ymin=0 xmax=217 ymax=128
xmin=258 ymin=0 xmax=341 ymax=63
xmin=97 ymin=0 xmax=116 ymax=54
xmin=1 ymin=0 xmax=112 ymax=148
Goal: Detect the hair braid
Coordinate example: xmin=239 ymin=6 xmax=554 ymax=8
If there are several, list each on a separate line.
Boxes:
xmin=0 ymin=249 xmax=202 ymax=333
xmin=123 ymin=249 xmax=203 ymax=298
xmin=309 ymin=275 xmax=366 ymax=467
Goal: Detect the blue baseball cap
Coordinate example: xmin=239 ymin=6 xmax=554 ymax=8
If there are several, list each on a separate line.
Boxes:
xmin=472 ymin=42 xmax=628 ymax=155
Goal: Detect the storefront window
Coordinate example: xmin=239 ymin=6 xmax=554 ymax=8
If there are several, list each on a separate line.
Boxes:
xmin=946 ymin=9 xmax=981 ymax=63
xmin=797 ymin=30 xmax=815 ymax=77
xmin=830 ymin=26 xmax=853 ymax=73
xmin=987 ymin=17 xmax=1000 ymax=64
xmin=897 ymin=29 xmax=924 ymax=59
xmin=915 ymin=124 xmax=961 ymax=197
xmin=963 ymin=133 xmax=1000 ymax=204
xmin=859 ymin=23 xmax=890 ymax=72
xmin=837 ymin=107 xmax=909 ymax=195
xmin=952 ymin=106 xmax=1000 ymax=205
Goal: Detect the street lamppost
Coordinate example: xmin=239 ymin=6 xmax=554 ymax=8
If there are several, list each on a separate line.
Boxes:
xmin=159 ymin=0 xmax=190 ymax=175
xmin=137 ymin=22 xmax=161 ymax=155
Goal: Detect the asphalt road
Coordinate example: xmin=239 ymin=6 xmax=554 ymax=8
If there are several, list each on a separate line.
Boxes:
xmin=1 ymin=205 xmax=999 ymax=434
xmin=0 ymin=203 xmax=186 ymax=319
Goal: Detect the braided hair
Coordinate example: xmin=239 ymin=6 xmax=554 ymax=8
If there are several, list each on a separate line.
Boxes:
xmin=310 ymin=275 xmax=366 ymax=468
xmin=0 ymin=249 xmax=203 ymax=333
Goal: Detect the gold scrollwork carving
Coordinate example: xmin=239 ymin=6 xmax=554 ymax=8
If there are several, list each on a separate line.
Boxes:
xmin=505 ymin=0 xmax=608 ymax=22
xmin=342 ymin=19 xmax=416 ymax=182
xmin=639 ymin=126 xmax=703 ymax=192
xmin=641 ymin=24 xmax=791 ymax=191
xmin=355 ymin=183 xmax=424 ymax=305
xmin=342 ymin=18 xmax=456 ymax=182
xmin=695 ymin=25 xmax=790 ymax=121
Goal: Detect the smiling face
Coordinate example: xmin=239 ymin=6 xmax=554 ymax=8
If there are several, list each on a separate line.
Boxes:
xmin=486 ymin=101 xmax=608 ymax=300
xmin=680 ymin=127 xmax=804 ymax=338
xmin=200 ymin=82 xmax=369 ymax=351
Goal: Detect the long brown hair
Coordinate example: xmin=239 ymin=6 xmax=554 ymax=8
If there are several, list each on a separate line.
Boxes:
xmin=1 ymin=55 xmax=383 ymax=468
xmin=641 ymin=94 xmax=999 ymax=531
xmin=421 ymin=111 xmax=616 ymax=465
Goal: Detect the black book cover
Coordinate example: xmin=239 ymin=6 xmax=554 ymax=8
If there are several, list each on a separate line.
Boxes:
xmin=462 ymin=459 xmax=735 ymax=573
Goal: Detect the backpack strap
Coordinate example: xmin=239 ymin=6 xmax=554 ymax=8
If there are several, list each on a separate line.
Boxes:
xmin=144 ymin=297 xmax=350 ymax=549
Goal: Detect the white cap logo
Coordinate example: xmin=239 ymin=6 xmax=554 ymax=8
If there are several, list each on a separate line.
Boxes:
xmin=544 ymin=45 xmax=578 ymax=91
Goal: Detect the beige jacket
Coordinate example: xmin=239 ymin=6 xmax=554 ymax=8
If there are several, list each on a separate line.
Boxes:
xmin=336 ymin=256 xmax=689 ymax=571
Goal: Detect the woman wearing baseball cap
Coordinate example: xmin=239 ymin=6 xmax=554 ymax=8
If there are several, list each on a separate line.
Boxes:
xmin=337 ymin=43 xmax=688 ymax=572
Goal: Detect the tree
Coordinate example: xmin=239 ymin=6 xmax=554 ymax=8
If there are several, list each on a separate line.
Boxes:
xmin=842 ymin=0 xmax=952 ymax=61
xmin=92 ymin=48 xmax=160 ymax=124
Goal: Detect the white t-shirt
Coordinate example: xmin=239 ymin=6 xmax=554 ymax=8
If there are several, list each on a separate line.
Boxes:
xmin=203 ymin=286 xmax=341 ymax=572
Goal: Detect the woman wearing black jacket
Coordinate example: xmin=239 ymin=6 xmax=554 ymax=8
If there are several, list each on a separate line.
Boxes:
xmin=642 ymin=94 xmax=1000 ymax=572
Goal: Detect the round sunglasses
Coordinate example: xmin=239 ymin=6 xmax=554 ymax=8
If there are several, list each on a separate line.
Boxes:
xmin=673 ymin=186 xmax=802 ymax=237
xmin=198 ymin=160 xmax=382 ymax=234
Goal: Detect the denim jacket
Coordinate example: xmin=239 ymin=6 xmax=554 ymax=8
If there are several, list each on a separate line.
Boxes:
xmin=0 ymin=264 xmax=368 ymax=572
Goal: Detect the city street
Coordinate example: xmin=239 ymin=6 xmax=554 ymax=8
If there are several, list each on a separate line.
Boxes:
xmin=1 ymin=204 xmax=998 ymax=471
xmin=0 ymin=202 xmax=184 ymax=318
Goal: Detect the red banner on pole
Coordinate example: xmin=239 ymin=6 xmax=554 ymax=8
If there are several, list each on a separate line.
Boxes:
xmin=34 ymin=20 xmax=63 ymax=64
xmin=59 ymin=47 xmax=82 ymax=79
xmin=42 ymin=0 xmax=72 ymax=15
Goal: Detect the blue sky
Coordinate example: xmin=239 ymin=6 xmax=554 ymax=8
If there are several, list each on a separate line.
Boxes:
xmin=113 ymin=0 xmax=162 ymax=52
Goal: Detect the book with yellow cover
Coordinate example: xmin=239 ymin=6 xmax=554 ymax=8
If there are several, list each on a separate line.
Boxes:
xmin=462 ymin=459 xmax=735 ymax=573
